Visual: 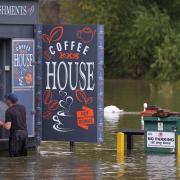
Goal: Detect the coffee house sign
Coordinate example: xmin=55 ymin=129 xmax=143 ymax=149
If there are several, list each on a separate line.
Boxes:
xmin=0 ymin=0 xmax=38 ymax=24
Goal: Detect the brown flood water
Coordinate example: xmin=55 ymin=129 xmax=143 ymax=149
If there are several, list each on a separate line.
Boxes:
xmin=1 ymin=80 xmax=180 ymax=180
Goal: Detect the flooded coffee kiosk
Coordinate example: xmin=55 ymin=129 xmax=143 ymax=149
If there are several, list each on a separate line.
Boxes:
xmin=0 ymin=0 xmax=39 ymax=149
xmin=0 ymin=0 xmax=104 ymax=150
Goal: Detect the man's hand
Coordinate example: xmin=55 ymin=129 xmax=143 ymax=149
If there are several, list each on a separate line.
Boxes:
xmin=0 ymin=121 xmax=4 ymax=126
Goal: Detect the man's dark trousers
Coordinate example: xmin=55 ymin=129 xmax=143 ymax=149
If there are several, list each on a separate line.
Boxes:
xmin=9 ymin=130 xmax=28 ymax=157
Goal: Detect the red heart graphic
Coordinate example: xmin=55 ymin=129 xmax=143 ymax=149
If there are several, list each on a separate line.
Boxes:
xmin=42 ymin=26 xmax=64 ymax=44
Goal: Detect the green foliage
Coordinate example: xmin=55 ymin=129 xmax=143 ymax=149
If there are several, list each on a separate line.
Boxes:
xmin=151 ymin=32 xmax=180 ymax=81
xmin=41 ymin=0 xmax=180 ymax=81
xmin=40 ymin=0 xmax=62 ymax=24
xmin=117 ymin=5 xmax=171 ymax=78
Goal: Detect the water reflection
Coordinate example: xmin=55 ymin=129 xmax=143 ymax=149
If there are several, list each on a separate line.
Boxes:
xmin=104 ymin=109 xmax=124 ymax=134
xmin=146 ymin=155 xmax=176 ymax=179
xmin=0 ymin=156 xmax=38 ymax=180
xmin=73 ymin=164 xmax=97 ymax=180
xmin=104 ymin=111 xmax=123 ymax=132
xmin=104 ymin=112 xmax=123 ymax=122
xmin=116 ymin=153 xmax=125 ymax=179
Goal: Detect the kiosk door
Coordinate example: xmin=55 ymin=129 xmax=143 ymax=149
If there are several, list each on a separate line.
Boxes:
xmin=0 ymin=39 xmax=11 ymax=139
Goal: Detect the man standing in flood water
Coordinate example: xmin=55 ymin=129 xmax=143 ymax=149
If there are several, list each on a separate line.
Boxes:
xmin=0 ymin=94 xmax=28 ymax=157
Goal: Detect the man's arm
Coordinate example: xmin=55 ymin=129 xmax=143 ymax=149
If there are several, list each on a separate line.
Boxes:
xmin=3 ymin=122 xmax=11 ymax=130
xmin=0 ymin=121 xmax=11 ymax=130
xmin=0 ymin=121 xmax=4 ymax=126
xmin=3 ymin=109 xmax=12 ymax=130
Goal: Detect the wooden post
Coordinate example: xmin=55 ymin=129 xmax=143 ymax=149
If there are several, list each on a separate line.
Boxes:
xmin=117 ymin=132 xmax=124 ymax=154
xmin=127 ymin=134 xmax=133 ymax=150
xmin=70 ymin=141 xmax=75 ymax=152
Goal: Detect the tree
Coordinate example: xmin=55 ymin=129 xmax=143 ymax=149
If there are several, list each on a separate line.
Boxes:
xmin=151 ymin=32 xmax=180 ymax=81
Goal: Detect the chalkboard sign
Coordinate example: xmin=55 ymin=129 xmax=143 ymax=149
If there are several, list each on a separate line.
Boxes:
xmin=42 ymin=25 xmax=104 ymax=143
xmin=12 ymin=39 xmax=35 ymax=88
xmin=12 ymin=39 xmax=35 ymax=136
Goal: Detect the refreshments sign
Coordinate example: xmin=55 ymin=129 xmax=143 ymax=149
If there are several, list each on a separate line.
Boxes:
xmin=0 ymin=0 xmax=38 ymax=24
xmin=42 ymin=25 xmax=104 ymax=142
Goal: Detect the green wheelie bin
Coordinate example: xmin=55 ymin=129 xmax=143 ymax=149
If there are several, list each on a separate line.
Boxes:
xmin=144 ymin=116 xmax=180 ymax=154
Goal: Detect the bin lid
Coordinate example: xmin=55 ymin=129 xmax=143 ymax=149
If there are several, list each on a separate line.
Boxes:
xmin=143 ymin=116 xmax=180 ymax=122
xmin=141 ymin=105 xmax=180 ymax=119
